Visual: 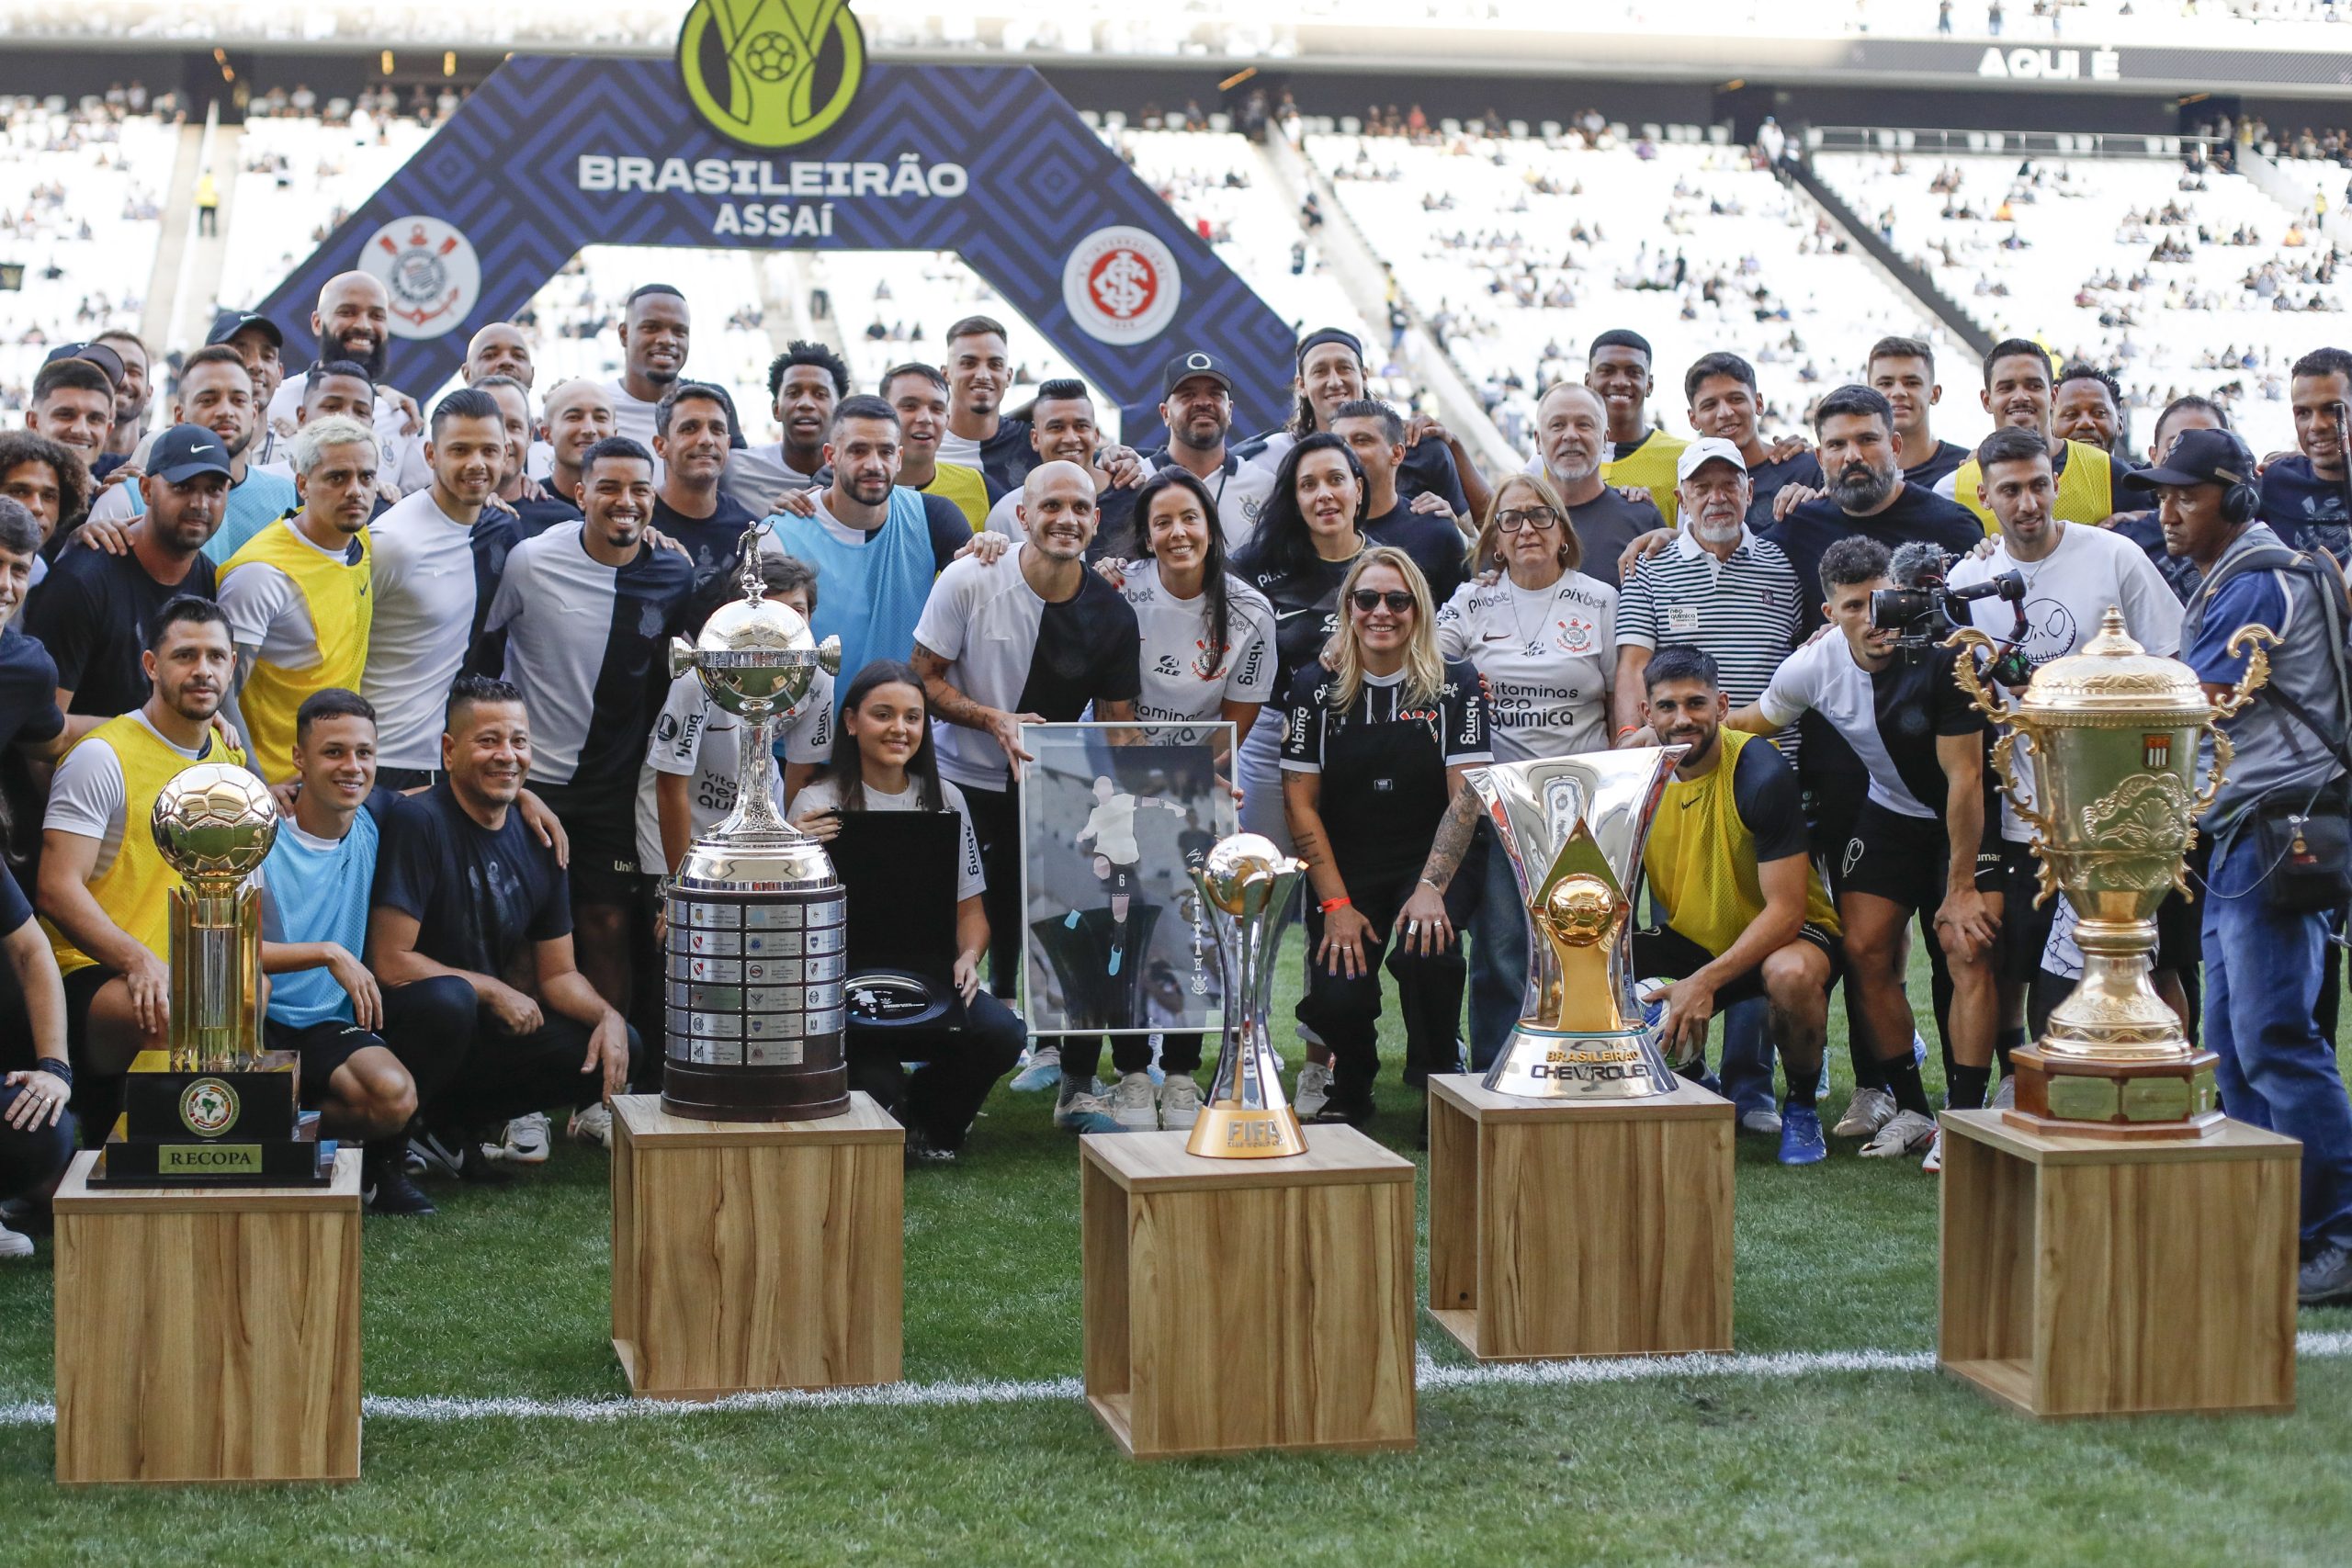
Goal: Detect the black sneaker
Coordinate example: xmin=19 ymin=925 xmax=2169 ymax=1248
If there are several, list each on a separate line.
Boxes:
xmin=1307 ymin=1094 xmax=1374 ymax=1128
xmin=364 ymin=1167 xmax=438 ymax=1217
xmin=2300 ymin=1244 xmax=2352 ymax=1306
xmin=410 ymin=1128 xmax=514 ymax=1185
xmin=904 ymin=1128 xmax=958 ymax=1166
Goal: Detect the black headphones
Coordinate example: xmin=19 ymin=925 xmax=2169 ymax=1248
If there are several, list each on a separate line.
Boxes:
xmin=2214 ymin=440 xmax=2260 ymax=525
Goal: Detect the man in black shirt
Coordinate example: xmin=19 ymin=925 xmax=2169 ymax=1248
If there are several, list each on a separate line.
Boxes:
xmin=650 ymin=382 xmax=758 ymax=607
xmin=1329 ymin=398 xmax=1467 ymax=603
xmin=1525 ymin=382 xmax=1661 ymax=585
xmin=1685 ymin=351 xmax=1824 ymax=527
xmin=27 ymin=424 xmax=226 ymax=738
xmin=941 ymin=314 xmax=1036 ymax=491
xmin=1867 ymin=335 xmax=1970 ymax=491
xmin=368 ymin=675 xmax=639 ymax=1179
xmin=2258 ymin=345 xmax=2352 ymax=565
xmin=478 ymin=375 xmax=576 ymax=538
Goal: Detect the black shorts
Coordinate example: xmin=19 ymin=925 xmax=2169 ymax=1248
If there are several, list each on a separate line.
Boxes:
xmin=61 ymin=963 xmax=118 ymax=1069
xmin=1805 ymin=770 xmax=1870 ymax=899
xmin=1837 ymin=799 xmax=2004 ymax=910
xmin=529 ymin=779 xmax=650 ymax=906
xmin=264 ymin=1017 xmax=383 ymax=1104
xmin=1634 ymin=920 xmax=1843 ymax=1008
xmin=1998 ymin=837 xmax=2063 ymax=984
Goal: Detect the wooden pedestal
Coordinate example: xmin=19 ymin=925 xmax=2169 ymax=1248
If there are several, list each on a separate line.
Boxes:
xmin=53 ymin=1148 xmax=362 ymax=1484
xmin=1427 ymin=1074 xmax=1733 ymax=1360
xmin=1080 ymin=1125 xmax=1416 ymax=1459
xmin=611 ymin=1092 xmax=902 ymax=1400
xmin=1939 ymin=1110 xmax=2299 ymax=1418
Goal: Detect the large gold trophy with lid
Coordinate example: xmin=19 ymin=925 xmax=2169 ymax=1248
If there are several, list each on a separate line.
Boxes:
xmin=1948 ymin=607 xmax=2276 ymax=1139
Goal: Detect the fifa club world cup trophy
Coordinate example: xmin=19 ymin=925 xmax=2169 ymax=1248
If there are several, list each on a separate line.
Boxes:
xmin=1186 ymin=834 xmax=1310 ymax=1158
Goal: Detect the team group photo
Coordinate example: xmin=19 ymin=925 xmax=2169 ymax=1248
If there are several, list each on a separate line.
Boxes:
xmin=0 ymin=1 xmax=2349 ymax=1562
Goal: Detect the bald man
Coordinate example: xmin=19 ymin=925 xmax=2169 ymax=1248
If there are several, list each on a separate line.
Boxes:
xmin=911 ymin=457 xmax=1143 ymax=998
xmin=466 ymin=322 xmax=535 ymax=389
xmin=538 ymin=378 xmax=617 ymax=508
xmin=267 ymin=271 xmax=425 ymax=492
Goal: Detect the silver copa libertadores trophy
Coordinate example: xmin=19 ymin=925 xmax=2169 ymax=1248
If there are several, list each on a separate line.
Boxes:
xmin=1186 ymin=834 xmax=1309 ymax=1158
xmin=662 ymin=525 xmax=847 ymax=1122
xmin=1471 ymin=750 xmax=1686 ymax=1100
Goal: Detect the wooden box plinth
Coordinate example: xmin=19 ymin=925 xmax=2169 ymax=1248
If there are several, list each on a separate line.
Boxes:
xmin=611 ymin=1092 xmax=902 ymax=1400
xmin=53 ymin=1148 xmax=362 ymax=1484
xmin=1939 ymin=1110 xmax=2299 ymax=1418
xmin=1427 ymin=1074 xmax=1733 ymax=1360
xmin=1080 ymin=1125 xmax=1416 ymax=1459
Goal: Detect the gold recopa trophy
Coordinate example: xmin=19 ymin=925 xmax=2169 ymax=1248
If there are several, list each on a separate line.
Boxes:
xmin=1949 ymin=607 xmax=2276 ymax=1138
xmin=1185 ymin=834 xmax=1309 ymax=1158
xmin=96 ymin=762 xmax=328 ymax=1185
xmin=1470 ymin=750 xmax=1686 ymax=1100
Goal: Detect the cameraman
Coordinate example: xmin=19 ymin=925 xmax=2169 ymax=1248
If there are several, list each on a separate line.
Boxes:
xmin=1730 ymin=538 xmax=2001 ymax=1169
xmin=2141 ymin=428 xmax=2352 ymax=1305
xmin=1947 ymin=426 xmax=2184 ymax=1086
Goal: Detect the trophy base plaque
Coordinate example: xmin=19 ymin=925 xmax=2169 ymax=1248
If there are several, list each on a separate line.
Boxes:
xmin=1184 ymin=1102 xmax=1307 ymax=1159
xmin=1483 ymin=1025 xmax=1679 ymax=1100
xmin=662 ymin=881 xmax=851 ymax=1123
xmin=2002 ymin=1045 xmax=2223 ymax=1142
xmin=86 ymin=1049 xmax=336 ymax=1187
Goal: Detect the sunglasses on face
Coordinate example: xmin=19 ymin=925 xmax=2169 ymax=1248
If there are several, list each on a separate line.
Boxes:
xmin=1349 ymin=589 xmax=1416 ymax=614
xmin=1496 ymin=506 xmax=1559 ymax=532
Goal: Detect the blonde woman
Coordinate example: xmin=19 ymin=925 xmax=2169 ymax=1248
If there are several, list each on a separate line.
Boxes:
xmin=1280 ymin=546 xmax=1492 ymax=1127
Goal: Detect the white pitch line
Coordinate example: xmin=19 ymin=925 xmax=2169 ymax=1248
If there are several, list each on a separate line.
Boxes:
xmin=3 ymin=1332 xmax=2347 ymax=1428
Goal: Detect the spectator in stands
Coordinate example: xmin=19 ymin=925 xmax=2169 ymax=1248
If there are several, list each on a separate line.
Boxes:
xmin=539 ymin=378 xmax=617 ymax=511
xmin=1329 ymin=398 xmax=1468 ymax=603
xmin=23 ymin=356 xmax=114 ymax=486
xmin=89 ymin=329 xmax=151 ymax=481
xmin=979 ymin=381 xmax=1143 ymax=547
xmin=935 ymin=315 xmax=1037 ymax=491
xmin=2258 ymin=345 xmax=2352 ymax=565
xmin=38 ymin=597 xmax=246 ymax=1105
xmin=1866 ymin=335 xmax=1969 ymax=491
xmin=1937 ymin=339 xmax=2117 ymax=530
xmin=1585 ymin=329 xmax=1687 ymax=528
xmin=604 ymin=284 xmax=690 ymax=451
xmin=1685 ymin=351 xmax=1823 ymax=526
xmin=208 ymin=311 xmax=287 ymax=467
xmin=28 ymin=425 xmax=227 ymax=737
xmin=877 ymin=362 xmax=995 ymax=532
xmin=725 ymin=342 xmax=849 ymax=515
xmin=2052 ymin=363 xmax=2137 ymax=472
xmin=1250 ymin=327 xmax=1470 ymax=524
xmin=368 ymin=675 xmax=639 ymax=1181
xmin=1518 ymin=383 xmax=1660 ymax=585
xmin=85 ymin=346 xmax=297 ymax=565
xmin=267 ymin=271 xmax=421 ymax=486
xmin=218 ymin=415 xmax=377 ymax=786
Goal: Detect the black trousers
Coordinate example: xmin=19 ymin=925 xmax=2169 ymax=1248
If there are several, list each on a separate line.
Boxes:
xmin=379 ymin=976 xmax=644 ymax=1134
xmin=1297 ymin=862 xmax=1472 ymax=1103
xmin=1063 ymin=1032 xmax=1205 ymax=1087
xmin=958 ymin=782 xmax=1022 ymax=998
xmin=845 ymin=988 xmax=1026 ymax=1151
xmin=0 ymin=1082 xmax=74 ymax=1202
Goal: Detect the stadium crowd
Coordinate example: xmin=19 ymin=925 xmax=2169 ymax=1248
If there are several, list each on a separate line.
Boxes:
xmin=0 ymin=236 xmax=2346 ymax=1309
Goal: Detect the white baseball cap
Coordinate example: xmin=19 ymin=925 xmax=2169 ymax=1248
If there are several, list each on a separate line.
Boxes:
xmin=1675 ymin=436 xmax=1747 ymax=485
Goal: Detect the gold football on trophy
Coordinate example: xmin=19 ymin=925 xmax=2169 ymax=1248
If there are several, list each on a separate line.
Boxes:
xmin=1538 ymin=873 xmax=1620 ymax=948
xmin=150 ymin=763 xmax=277 ymax=879
xmin=1199 ymin=833 xmax=1296 ymax=915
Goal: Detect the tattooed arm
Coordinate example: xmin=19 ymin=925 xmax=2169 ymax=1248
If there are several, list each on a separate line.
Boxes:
xmin=912 ymin=641 xmax=1043 ymax=781
xmin=1394 ymin=766 xmax=1481 ymax=957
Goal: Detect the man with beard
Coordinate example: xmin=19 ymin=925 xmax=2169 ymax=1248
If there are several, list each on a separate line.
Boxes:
xmin=935 ymin=315 xmax=1035 ymax=491
xmin=218 ymin=416 xmax=379 ymax=784
xmin=208 ymin=311 xmax=287 ymax=468
xmin=724 ymin=341 xmax=848 ymax=515
xmin=1521 ymin=383 xmax=1661 ymax=585
xmin=469 ymin=437 xmax=694 ymax=1030
xmin=28 ymin=426 xmax=226 ymax=737
xmin=650 ymin=382 xmax=757 ymax=605
xmin=2053 ymin=363 xmax=2137 ymax=472
xmin=1111 ymin=352 xmax=1275 ymax=556
xmin=879 ymin=362 xmax=995 ymax=530
xmin=1684 ymin=352 xmax=1823 ymax=527
xmin=1245 ymin=327 xmax=1470 ymax=520
xmin=84 ymin=347 xmax=297 ymax=563
xmin=763 ymin=397 xmax=969 ymax=684
xmin=1867 ymin=335 xmax=1970 ymax=491
xmin=2256 ymin=345 xmax=2352 ymax=565
xmin=980 ymin=380 xmax=1142 ymax=554
xmin=1936 ymin=339 xmax=2117 ymax=530
xmin=913 ymin=459 xmax=1143 ymax=1007
xmin=37 ymin=597 xmax=246 ymax=1088
xmin=604 ymin=284 xmax=690 ymax=452
xmin=90 ymin=329 xmax=152 ymax=482
xmin=267 ymin=272 xmax=424 ymax=490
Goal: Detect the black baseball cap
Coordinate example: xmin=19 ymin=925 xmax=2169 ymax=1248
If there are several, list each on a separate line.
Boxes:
xmin=42 ymin=340 xmax=125 ymax=389
xmin=1162 ymin=350 xmax=1234 ymax=398
xmin=2120 ymin=428 xmax=2258 ymax=491
xmin=147 ymin=423 xmax=235 ymax=484
xmin=208 ymin=310 xmax=284 ymax=351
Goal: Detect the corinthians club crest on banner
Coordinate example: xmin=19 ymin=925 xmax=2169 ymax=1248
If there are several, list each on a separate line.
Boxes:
xmin=1062 ymin=225 xmax=1182 ymax=345
xmin=360 ymin=216 xmax=482 ymax=340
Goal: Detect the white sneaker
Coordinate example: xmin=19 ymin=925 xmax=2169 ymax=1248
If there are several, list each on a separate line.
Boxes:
xmin=492 ymin=1111 xmax=551 ymax=1165
xmin=1159 ymin=1075 xmax=1204 ymax=1131
xmin=1990 ymin=1074 xmax=2017 ymax=1111
xmin=1106 ymin=1071 xmax=1159 ymax=1132
xmin=0 ymin=1221 xmax=31 ymax=1260
xmin=1009 ymin=1044 xmax=1062 ymax=1093
xmin=1294 ymin=1061 xmax=1334 ymax=1119
xmin=1054 ymin=1090 xmax=1124 ymax=1134
xmin=568 ymin=1102 xmax=614 ymax=1148
xmin=1860 ymin=1108 xmax=1939 ymax=1158
xmin=1922 ymin=1127 xmax=1944 ymax=1174
xmin=1832 ymin=1086 xmax=1897 ymax=1139
xmin=1738 ymin=1107 xmax=1783 ymax=1138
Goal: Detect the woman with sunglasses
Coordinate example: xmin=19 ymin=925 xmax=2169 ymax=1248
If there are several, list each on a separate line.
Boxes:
xmin=1281 ymin=546 xmax=1491 ymax=1128
xmin=1055 ymin=467 xmax=1280 ymax=1134
xmin=1405 ymin=472 xmax=1620 ymax=1072
xmin=787 ymin=660 xmax=1026 ymax=1162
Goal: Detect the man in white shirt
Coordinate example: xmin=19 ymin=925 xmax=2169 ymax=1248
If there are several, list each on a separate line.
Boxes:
xmin=604 ymin=284 xmax=691 ymax=451
xmin=265 ymin=271 xmax=424 ymax=491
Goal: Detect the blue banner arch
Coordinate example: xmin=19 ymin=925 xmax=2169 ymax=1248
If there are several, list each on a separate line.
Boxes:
xmin=254 ymin=55 xmax=1298 ymax=441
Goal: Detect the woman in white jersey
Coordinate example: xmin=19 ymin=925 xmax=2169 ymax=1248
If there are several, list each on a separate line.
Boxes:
xmin=1434 ymin=472 xmax=1618 ymax=1071
xmin=1057 ymin=468 xmax=1280 ymax=1134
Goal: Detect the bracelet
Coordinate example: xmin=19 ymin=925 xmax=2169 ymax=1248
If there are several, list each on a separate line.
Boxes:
xmin=1615 ymin=725 xmax=1642 ymax=739
xmin=1318 ymin=896 xmax=1353 ymax=913
xmin=34 ymin=1057 xmax=72 ymax=1088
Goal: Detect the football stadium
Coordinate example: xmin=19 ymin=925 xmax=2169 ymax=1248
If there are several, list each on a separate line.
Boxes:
xmin=1 ymin=3 xmax=2351 ymax=1562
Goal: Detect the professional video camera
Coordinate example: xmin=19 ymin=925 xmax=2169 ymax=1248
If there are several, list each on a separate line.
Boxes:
xmin=1871 ymin=542 xmax=2034 ymax=686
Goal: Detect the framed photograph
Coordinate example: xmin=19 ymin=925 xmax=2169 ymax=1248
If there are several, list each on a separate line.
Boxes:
xmin=1017 ymin=722 xmax=1238 ymax=1037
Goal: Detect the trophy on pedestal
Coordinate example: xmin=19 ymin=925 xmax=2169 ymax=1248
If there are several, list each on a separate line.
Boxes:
xmin=662 ymin=526 xmax=847 ymax=1122
xmin=1185 ymin=834 xmax=1308 ymax=1158
xmin=1950 ymin=607 xmax=2276 ymax=1138
xmin=96 ymin=762 xmax=330 ymax=1185
xmin=1470 ymin=750 xmax=1686 ymax=1100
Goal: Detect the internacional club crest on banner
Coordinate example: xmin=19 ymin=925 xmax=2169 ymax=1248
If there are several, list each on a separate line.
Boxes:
xmin=361 ymin=216 xmax=483 ymax=339
xmin=1063 ymin=224 xmax=1182 ymax=345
